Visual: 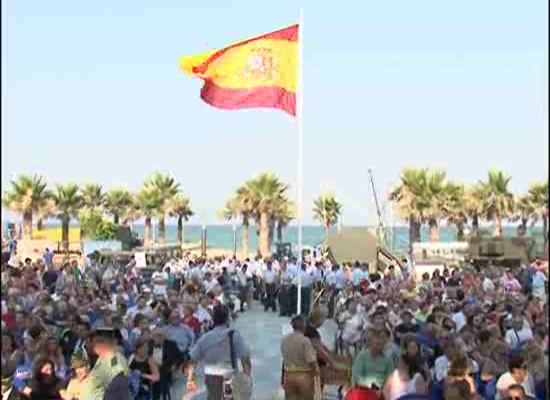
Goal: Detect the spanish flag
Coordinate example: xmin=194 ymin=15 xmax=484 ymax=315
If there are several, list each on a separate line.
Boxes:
xmin=179 ymin=24 xmax=298 ymax=116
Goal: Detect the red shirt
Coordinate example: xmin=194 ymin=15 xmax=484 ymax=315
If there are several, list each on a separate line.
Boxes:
xmin=182 ymin=316 xmax=201 ymax=337
xmin=2 ymin=311 xmax=16 ymax=330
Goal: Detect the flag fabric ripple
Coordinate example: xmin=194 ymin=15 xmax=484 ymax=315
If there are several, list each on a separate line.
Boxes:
xmin=179 ymin=24 xmax=298 ymax=116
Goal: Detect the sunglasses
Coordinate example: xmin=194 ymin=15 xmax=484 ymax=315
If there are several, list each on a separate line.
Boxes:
xmin=507 ymin=397 xmax=522 ymax=400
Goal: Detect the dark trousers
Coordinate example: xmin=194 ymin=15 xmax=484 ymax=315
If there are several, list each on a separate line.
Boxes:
xmin=238 ymin=285 xmax=249 ymax=311
xmin=264 ymin=283 xmax=277 ymax=312
xmin=290 ymin=285 xmax=298 ymax=315
xmin=328 ymin=288 xmax=340 ymax=319
xmin=252 ymin=276 xmax=260 ymax=300
xmin=278 ymin=285 xmax=291 ymax=316
xmin=301 ymin=286 xmax=312 ymax=317
xmin=204 ymin=374 xmax=225 ymax=400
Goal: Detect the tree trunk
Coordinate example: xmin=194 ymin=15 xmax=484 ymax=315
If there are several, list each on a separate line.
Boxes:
xmin=22 ymin=211 xmax=32 ymax=240
xmin=268 ymin=220 xmax=274 ymax=250
xmin=472 ymin=215 xmax=479 ymax=234
xmin=408 ymin=218 xmax=421 ymax=254
xmin=242 ymin=218 xmax=249 ymax=257
xmin=61 ymin=217 xmax=70 ymax=251
xmin=494 ymin=215 xmax=502 ymax=237
xmin=37 ymin=218 xmax=44 ymax=231
xmin=177 ymin=216 xmax=183 ymax=246
xmin=456 ymin=223 xmax=465 ymax=241
xmin=113 ymin=214 xmax=120 ymax=225
xmin=158 ymin=215 xmax=166 ymax=244
xmin=277 ymin=222 xmax=283 ymax=243
xmin=259 ymin=212 xmax=270 ymax=258
xmin=144 ymin=216 xmax=151 ymax=247
xmin=428 ymin=219 xmax=439 ymax=242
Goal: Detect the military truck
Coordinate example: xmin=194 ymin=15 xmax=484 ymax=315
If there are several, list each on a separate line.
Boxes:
xmin=467 ymin=235 xmax=537 ymax=267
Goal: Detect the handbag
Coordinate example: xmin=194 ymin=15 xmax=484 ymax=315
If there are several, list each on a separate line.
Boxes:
xmin=228 ymin=330 xmax=253 ymax=400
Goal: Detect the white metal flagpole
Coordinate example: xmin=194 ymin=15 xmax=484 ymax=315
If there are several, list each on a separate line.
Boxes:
xmin=296 ymin=8 xmax=304 ymax=316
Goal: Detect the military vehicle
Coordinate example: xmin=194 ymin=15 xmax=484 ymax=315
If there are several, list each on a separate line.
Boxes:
xmin=467 ymin=235 xmax=538 ymax=267
xmin=324 ymin=227 xmax=404 ymax=273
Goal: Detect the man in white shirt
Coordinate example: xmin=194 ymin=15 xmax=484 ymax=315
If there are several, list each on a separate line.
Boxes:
xmin=237 ymin=264 xmax=250 ymax=312
xmin=126 ymin=295 xmax=154 ymax=324
xmin=451 ymin=304 xmax=467 ymax=333
xmin=532 ymin=267 xmax=547 ymax=301
xmin=151 ymin=266 xmax=168 ymax=298
xmin=262 ymin=260 xmax=277 ymax=313
xmin=496 ymin=355 xmax=535 ymax=400
xmin=505 ymin=316 xmax=533 ymax=349
xmin=203 ymin=272 xmax=221 ymax=294
xmin=482 ymin=275 xmax=496 ymax=292
xmin=298 ymin=263 xmax=314 ymax=317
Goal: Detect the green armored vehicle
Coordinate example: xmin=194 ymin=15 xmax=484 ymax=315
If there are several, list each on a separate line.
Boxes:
xmin=467 ymin=236 xmax=538 ymax=267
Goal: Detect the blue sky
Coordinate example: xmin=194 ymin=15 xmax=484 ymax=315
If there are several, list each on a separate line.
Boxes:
xmin=2 ymin=0 xmax=548 ymax=225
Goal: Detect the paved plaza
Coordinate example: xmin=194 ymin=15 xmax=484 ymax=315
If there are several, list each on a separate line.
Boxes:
xmin=171 ymin=303 xmax=339 ymax=400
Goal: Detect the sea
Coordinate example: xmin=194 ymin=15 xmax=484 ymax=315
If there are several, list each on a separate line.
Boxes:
xmin=124 ymin=224 xmax=544 ymax=255
xmin=2 ymin=221 xmax=543 ymax=255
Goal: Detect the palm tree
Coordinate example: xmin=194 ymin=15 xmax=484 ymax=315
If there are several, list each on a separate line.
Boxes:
xmin=445 ymin=183 xmax=468 ymax=241
xmin=145 ymin=173 xmax=180 ymax=244
xmin=274 ymin=197 xmax=294 ymax=243
xmin=244 ymin=173 xmax=289 ymax=258
xmin=389 ymin=168 xmax=429 ymax=252
xmin=422 ymin=170 xmax=449 ymax=242
xmin=525 ymin=181 xmax=549 ymax=254
xmin=2 ymin=174 xmax=51 ymax=240
xmin=79 ymin=184 xmax=105 ymax=239
xmin=81 ymin=184 xmax=105 ymax=211
xmin=104 ymin=189 xmax=133 ymax=225
xmin=513 ymin=195 xmax=534 ymax=235
xmin=53 ymin=184 xmax=82 ymax=250
xmin=36 ymin=198 xmax=57 ymax=232
xmin=169 ymin=194 xmax=194 ymax=246
xmin=313 ymin=192 xmax=342 ymax=239
xmin=134 ymin=188 xmax=160 ymax=247
xmin=223 ymin=185 xmax=255 ymax=256
xmin=463 ymin=184 xmax=487 ymax=235
xmin=479 ymin=170 xmax=515 ymax=237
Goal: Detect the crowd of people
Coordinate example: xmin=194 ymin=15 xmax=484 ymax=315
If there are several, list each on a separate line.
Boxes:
xmin=1 ymin=244 xmax=548 ymax=400
xmin=280 ymin=259 xmax=548 ymax=400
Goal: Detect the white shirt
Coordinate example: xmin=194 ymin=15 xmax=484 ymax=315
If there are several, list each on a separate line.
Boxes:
xmin=385 ymin=370 xmax=421 ymax=400
xmin=245 ymin=262 xmax=256 ymax=278
xmin=194 ymin=306 xmax=212 ymax=324
xmin=298 ymin=269 xmax=314 ymax=288
xmin=151 ymin=271 xmax=168 ymax=296
xmin=495 ymin=372 xmax=535 ymax=400
xmin=263 ymin=269 xmax=276 ymax=284
xmin=433 ymin=356 xmax=450 ymax=382
xmin=505 ymin=327 xmax=533 ymax=348
xmin=126 ymin=305 xmax=154 ymax=323
xmin=483 ymin=277 xmax=495 ymax=292
xmin=287 ymin=264 xmax=298 ymax=280
xmin=452 ymin=311 xmax=467 ymax=332
xmin=204 ymin=279 xmax=220 ymax=294
xmin=333 ymin=269 xmax=346 ymax=289
xmin=307 ymin=265 xmax=322 ymax=283
xmin=434 ymin=355 xmax=479 ymax=382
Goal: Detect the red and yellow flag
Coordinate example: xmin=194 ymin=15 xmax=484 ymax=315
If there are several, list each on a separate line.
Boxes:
xmin=179 ymin=24 xmax=298 ymax=116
